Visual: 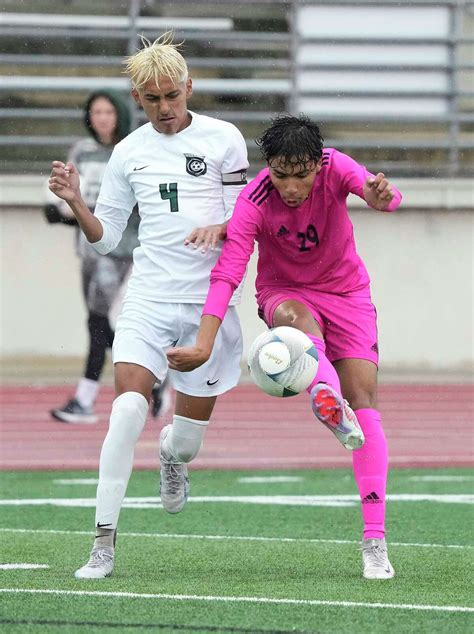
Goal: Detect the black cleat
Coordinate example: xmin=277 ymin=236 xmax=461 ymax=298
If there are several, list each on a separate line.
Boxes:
xmin=50 ymin=398 xmax=98 ymax=424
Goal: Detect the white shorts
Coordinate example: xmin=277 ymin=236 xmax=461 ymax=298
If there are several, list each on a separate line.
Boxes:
xmin=112 ymin=296 xmax=242 ymax=397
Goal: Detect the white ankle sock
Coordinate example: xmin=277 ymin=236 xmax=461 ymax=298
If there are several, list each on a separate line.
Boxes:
xmin=161 ymin=415 xmax=208 ymax=463
xmin=95 ymin=391 xmax=148 ymax=529
xmin=75 ymin=378 xmax=99 ymax=410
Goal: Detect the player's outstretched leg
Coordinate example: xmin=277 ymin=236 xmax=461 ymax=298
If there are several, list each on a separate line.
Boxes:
xmin=311 ymin=383 xmax=365 ymax=450
xmin=306 ymin=335 xmax=364 ymax=450
xmin=75 ymin=391 xmax=149 ymax=579
xmin=159 ymin=415 xmax=208 ymax=513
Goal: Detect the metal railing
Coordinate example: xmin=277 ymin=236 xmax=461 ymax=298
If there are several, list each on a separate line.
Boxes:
xmin=0 ymin=0 xmax=472 ymax=177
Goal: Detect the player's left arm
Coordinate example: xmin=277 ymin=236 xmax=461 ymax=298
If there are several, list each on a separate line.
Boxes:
xmin=335 ymin=150 xmax=402 ymax=212
xmin=362 ymin=172 xmax=399 ymax=211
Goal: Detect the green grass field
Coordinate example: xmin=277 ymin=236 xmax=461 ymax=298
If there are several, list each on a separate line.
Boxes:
xmin=0 ymin=467 xmax=473 ymax=633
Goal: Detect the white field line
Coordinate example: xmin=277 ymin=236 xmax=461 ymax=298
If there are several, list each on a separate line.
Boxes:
xmin=0 ymin=527 xmax=471 ymax=550
xmin=0 ymin=494 xmax=472 ymax=509
xmin=408 ymin=475 xmax=474 ymax=482
xmin=51 ymin=476 xmax=473 ymax=486
xmin=0 ymin=496 xmax=352 ymax=508
xmin=237 ymin=476 xmax=304 ymax=483
xmin=52 ymin=479 xmax=99 ymax=485
xmin=0 ymin=588 xmax=473 ymax=613
xmin=53 ymin=476 xmax=305 ymax=485
xmin=0 ymin=564 xmax=49 ymax=570
xmin=192 ymin=456 xmax=474 ymax=465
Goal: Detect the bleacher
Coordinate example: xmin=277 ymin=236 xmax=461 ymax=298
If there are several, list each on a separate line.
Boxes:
xmin=0 ymin=0 xmax=473 ymax=177
xmin=1 ymin=0 xmax=472 ymax=374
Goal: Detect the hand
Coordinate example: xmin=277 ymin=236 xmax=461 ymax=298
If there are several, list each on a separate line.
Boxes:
xmin=184 ymin=223 xmax=226 ymax=253
xmin=363 ymin=173 xmax=394 ymax=211
xmin=166 ymin=346 xmax=211 ymax=372
xmin=48 ymin=161 xmax=81 ymax=203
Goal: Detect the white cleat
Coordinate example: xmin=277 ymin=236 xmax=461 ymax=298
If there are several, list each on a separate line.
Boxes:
xmin=311 ymin=383 xmax=365 ymax=450
xmin=362 ymin=538 xmax=395 ymax=579
xmin=74 ymin=547 xmax=114 ymax=579
xmin=159 ymin=425 xmax=189 ymax=514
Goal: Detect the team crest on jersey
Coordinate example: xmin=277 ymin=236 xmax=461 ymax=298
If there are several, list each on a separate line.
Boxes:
xmin=185 ymin=154 xmax=207 ymax=177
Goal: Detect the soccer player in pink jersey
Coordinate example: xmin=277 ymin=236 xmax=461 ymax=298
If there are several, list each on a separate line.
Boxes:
xmin=167 ymin=114 xmax=402 ymax=579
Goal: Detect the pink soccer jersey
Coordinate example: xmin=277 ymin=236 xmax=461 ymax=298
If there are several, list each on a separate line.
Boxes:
xmin=203 ymin=148 xmax=402 ymax=320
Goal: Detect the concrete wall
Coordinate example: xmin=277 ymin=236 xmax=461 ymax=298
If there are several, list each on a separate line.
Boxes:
xmin=1 ymin=202 xmax=472 ymax=372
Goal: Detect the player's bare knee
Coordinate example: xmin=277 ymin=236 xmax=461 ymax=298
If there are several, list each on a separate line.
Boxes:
xmin=114 ymin=364 xmax=154 ymax=401
xmin=274 ymin=308 xmax=313 ymax=333
xmin=347 ymin=390 xmax=377 ymax=411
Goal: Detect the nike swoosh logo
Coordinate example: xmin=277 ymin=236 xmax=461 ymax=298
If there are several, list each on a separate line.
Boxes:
xmin=206 ymin=379 xmax=219 ymax=386
xmin=97 ymin=522 xmax=113 ymax=528
xmin=133 ymin=165 xmax=149 ymax=171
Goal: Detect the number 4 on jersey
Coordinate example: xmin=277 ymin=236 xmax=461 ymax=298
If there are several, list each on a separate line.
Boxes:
xmin=159 ymin=182 xmax=179 ymax=212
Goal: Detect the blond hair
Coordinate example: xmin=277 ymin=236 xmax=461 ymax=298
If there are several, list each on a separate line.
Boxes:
xmin=123 ymin=31 xmax=188 ymax=91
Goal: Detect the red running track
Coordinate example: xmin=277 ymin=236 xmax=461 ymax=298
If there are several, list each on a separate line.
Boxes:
xmin=0 ymin=383 xmax=473 ymax=471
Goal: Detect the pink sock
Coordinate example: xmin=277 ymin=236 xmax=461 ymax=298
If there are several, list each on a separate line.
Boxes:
xmin=305 ymin=334 xmax=341 ymax=395
xmin=352 ymin=409 xmax=388 ymax=540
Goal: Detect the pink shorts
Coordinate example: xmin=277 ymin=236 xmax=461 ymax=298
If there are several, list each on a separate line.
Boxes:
xmin=257 ymin=286 xmax=379 ymax=366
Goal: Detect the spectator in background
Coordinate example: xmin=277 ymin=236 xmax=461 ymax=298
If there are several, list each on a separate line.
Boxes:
xmin=45 ymin=90 xmax=170 ymax=424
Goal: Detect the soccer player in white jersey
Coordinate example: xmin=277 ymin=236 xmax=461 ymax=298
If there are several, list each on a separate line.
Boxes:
xmin=49 ymin=32 xmax=249 ymax=579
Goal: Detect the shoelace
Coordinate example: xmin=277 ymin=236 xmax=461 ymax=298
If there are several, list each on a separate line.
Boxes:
xmin=162 ymin=463 xmax=184 ymax=494
xmin=88 ymin=549 xmax=113 ymax=568
xmin=362 ymin=542 xmax=388 ymax=568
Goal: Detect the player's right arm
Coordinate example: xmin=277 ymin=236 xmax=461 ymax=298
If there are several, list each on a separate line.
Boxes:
xmin=166 ymin=314 xmax=222 ymax=371
xmin=48 ymin=161 xmax=103 ymax=243
xmin=88 ymin=146 xmax=136 ymax=255
xmin=167 ymin=195 xmax=260 ymax=372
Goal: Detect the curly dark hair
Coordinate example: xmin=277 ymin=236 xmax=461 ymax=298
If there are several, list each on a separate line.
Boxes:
xmin=256 ymin=114 xmax=324 ymax=170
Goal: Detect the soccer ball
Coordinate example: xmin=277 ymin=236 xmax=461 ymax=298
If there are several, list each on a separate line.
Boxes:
xmin=248 ymin=326 xmax=319 ymax=397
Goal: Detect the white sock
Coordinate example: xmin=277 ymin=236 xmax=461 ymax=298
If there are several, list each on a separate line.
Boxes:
xmin=75 ymin=378 xmax=99 ymax=410
xmin=161 ymin=415 xmax=208 ymax=463
xmin=95 ymin=391 xmax=148 ymax=529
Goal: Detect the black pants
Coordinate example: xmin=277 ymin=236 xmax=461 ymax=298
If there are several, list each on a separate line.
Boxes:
xmin=80 ymin=251 xmax=131 ymax=382
xmin=84 ymin=312 xmax=115 ymax=381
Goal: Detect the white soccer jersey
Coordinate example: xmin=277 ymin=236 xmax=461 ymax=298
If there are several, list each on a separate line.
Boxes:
xmin=92 ymin=112 xmax=249 ymax=303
